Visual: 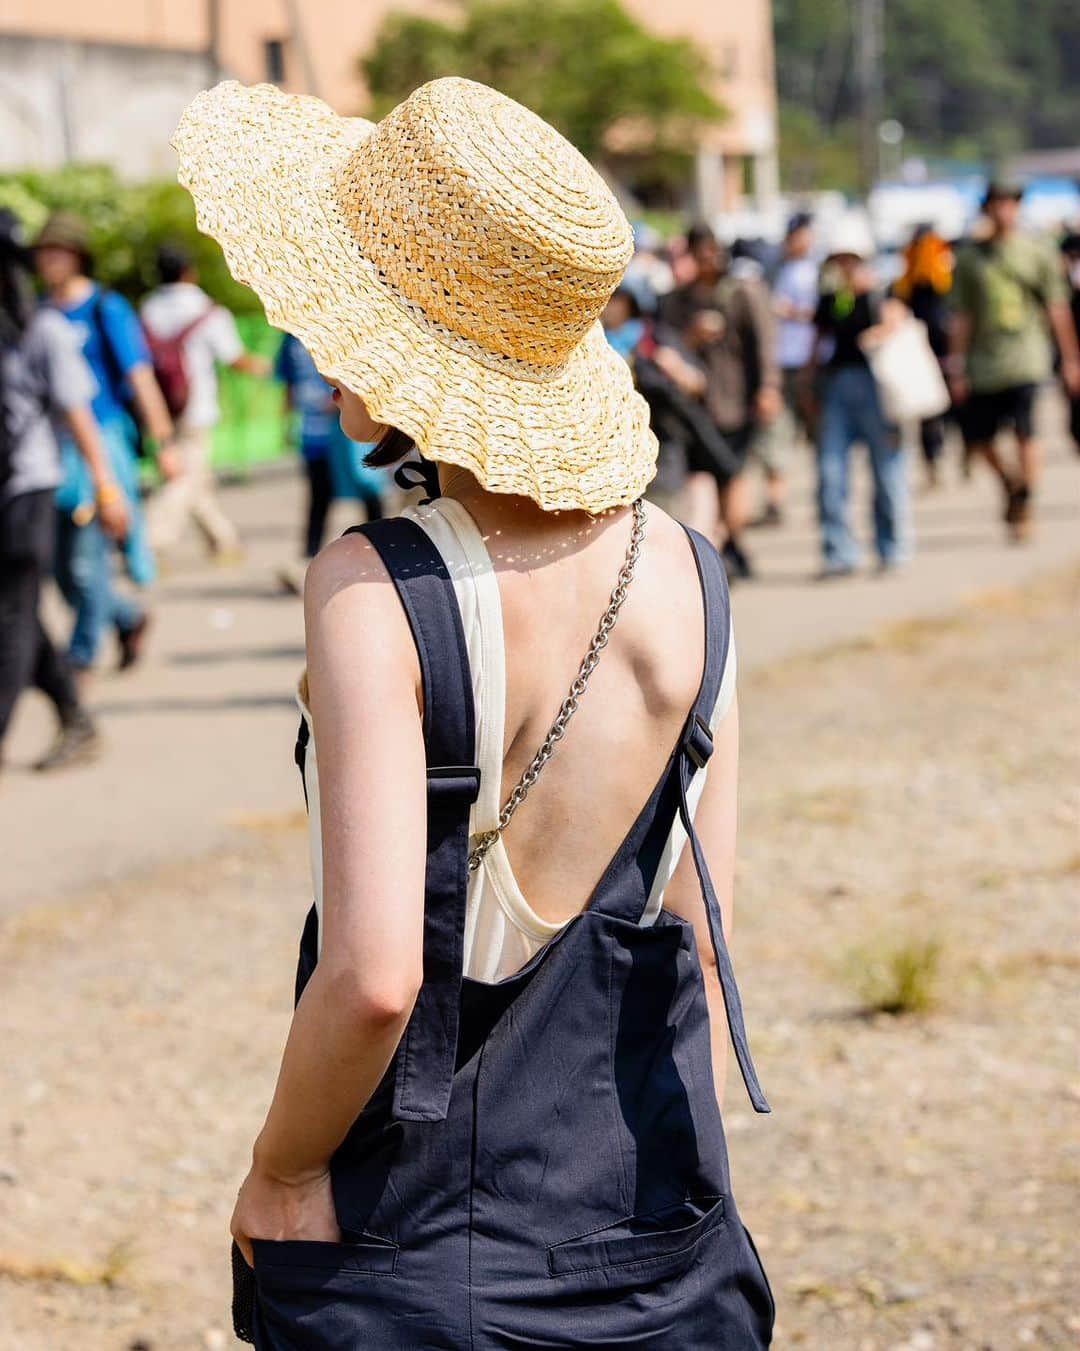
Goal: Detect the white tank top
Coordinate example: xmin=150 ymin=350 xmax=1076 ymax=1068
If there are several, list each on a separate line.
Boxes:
xmin=298 ymin=498 xmax=736 ymax=985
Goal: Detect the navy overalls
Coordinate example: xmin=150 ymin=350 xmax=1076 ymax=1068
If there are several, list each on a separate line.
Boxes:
xmin=250 ymin=511 xmax=775 ymax=1348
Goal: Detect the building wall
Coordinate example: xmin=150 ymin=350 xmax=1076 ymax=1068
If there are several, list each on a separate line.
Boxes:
xmin=2 ymin=0 xmax=778 ymax=210
xmin=0 ymin=33 xmax=212 ymax=177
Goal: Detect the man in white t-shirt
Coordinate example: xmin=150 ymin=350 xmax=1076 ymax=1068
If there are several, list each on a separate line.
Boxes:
xmin=141 ymin=244 xmax=269 ymax=559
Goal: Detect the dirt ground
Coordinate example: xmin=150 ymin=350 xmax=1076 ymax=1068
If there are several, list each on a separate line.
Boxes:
xmin=1 ymin=567 xmax=1077 ymax=1350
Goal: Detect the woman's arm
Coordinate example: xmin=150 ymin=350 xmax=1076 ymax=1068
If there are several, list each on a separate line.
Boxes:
xmin=232 ymin=532 xmax=426 ymax=1257
xmin=662 ymin=698 xmax=739 ymax=1110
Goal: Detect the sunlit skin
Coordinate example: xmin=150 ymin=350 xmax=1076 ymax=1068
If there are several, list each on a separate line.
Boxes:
xmin=326 ymin=381 xmax=386 ymax=443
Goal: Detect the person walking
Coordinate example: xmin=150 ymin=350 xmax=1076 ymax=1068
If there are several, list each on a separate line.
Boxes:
xmin=33 ymin=212 xmax=170 ymax=673
xmin=175 ymin=77 xmax=773 ymax=1349
xmin=805 ymin=215 xmax=911 ymax=578
xmin=751 ymin=211 xmax=819 ymax=526
xmin=893 ymin=225 xmax=955 ymax=490
xmin=275 ymin=332 xmax=339 ymax=568
xmin=0 ymin=212 xmax=126 ymax=771
xmin=1059 ymin=232 xmax=1080 ymax=456
xmin=659 ymin=224 xmax=780 ymax=581
xmin=142 ymin=243 xmax=269 ymax=562
xmin=947 ymin=180 xmax=1080 ymax=540
xmin=275 ymin=332 xmax=386 ymax=594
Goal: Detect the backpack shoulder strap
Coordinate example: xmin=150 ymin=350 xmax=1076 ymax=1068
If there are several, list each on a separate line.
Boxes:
xmin=174 ymin=303 xmax=218 ymax=345
xmin=345 ymin=514 xmax=480 ymax=1123
xmin=88 ymin=288 xmax=127 ymax=393
xmin=678 ymin=526 xmax=770 ymax=1114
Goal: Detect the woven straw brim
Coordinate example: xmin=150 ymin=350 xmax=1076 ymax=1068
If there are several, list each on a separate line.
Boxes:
xmin=172 ymin=83 xmax=657 ymax=514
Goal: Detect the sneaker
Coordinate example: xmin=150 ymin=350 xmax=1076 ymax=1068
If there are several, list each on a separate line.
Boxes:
xmin=118 ymin=613 xmax=152 ymax=671
xmin=33 ymin=712 xmax=100 ymax=772
xmin=815 ymin=562 xmax=856 ymax=581
xmin=720 ymin=537 xmax=755 ymax=582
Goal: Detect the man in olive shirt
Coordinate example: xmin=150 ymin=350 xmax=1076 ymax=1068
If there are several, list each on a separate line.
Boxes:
xmin=948 ymin=180 xmax=1080 ymax=538
xmin=659 ymin=225 xmax=779 ymax=579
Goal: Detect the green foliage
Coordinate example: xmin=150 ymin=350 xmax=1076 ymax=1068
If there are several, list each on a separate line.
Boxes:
xmin=0 ymin=164 xmax=261 ymax=314
xmin=774 ymin=0 xmax=1080 ymax=186
xmin=363 ymin=0 xmax=723 ymax=180
xmin=778 ymin=105 xmax=860 ymax=196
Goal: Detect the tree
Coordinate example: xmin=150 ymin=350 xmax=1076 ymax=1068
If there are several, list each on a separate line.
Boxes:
xmin=362 ymin=0 xmax=724 ymax=190
xmin=773 ymin=0 xmax=1080 ymax=187
xmin=0 ymin=164 xmax=259 ymax=312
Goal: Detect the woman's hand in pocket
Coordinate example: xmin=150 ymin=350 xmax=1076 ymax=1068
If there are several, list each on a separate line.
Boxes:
xmin=230 ymin=1161 xmax=341 ymax=1266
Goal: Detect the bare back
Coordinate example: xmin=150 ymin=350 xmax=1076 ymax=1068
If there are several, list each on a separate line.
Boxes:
xmin=454 ymin=490 xmax=707 ymax=924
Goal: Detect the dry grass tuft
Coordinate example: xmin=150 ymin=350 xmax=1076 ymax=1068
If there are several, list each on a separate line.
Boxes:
xmin=0 ymin=1238 xmax=134 ymax=1288
xmin=844 ymin=934 xmax=944 ymax=1016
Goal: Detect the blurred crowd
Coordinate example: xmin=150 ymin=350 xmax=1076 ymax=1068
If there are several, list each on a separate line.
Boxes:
xmin=0 ymin=209 xmax=389 ymax=774
xmin=3 ymin=179 xmax=1080 ymax=776
xmin=603 ymin=182 xmax=1080 ymax=580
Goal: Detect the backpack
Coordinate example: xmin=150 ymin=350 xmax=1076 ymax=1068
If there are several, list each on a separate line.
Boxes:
xmin=142 ymin=304 xmax=215 ymax=419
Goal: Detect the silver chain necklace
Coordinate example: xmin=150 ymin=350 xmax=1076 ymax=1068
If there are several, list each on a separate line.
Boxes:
xmin=467 ymin=497 xmax=648 ymax=873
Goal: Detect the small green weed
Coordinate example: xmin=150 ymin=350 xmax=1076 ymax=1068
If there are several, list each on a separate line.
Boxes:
xmin=844 ymin=935 xmax=943 ymax=1016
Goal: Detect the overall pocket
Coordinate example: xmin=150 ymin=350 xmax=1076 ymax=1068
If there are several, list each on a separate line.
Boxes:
xmin=547 ymin=1195 xmax=725 ymax=1283
xmin=252 ymin=1230 xmax=399 ymax=1286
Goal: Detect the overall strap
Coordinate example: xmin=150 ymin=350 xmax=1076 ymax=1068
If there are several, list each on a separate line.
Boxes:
xmin=346 ymin=515 xmax=480 ymax=1122
xmin=678 ymin=526 xmax=770 ymax=1114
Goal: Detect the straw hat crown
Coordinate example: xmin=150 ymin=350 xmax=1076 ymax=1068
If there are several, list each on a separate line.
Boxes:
xmin=334 ymin=79 xmax=633 ymax=375
xmin=172 ymin=78 xmax=657 ymax=513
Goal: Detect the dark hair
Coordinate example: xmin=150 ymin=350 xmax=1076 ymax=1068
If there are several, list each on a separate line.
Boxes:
xmin=156 ymin=242 xmax=193 ymax=285
xmin=609 ymin=285 xmax=642 ymax=320
xmin=0 ymin=210 xmax=35 ymax=343
xmin=786 ymin=211 xmax=813 ymax=236
xmin=364 ymin=424 xmax=416 ymax=468
xmin=685 ymin=222 xmax=717 ymax=252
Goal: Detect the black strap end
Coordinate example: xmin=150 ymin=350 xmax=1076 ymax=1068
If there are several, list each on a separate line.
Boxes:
xmin=427 ymin=764 xmax=482 ymax=806
xmin=683 ymin=713 xmax=714 ymax=770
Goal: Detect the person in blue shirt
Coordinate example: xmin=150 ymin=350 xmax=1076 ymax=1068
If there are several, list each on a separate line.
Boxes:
xmin=33 ymin=212 xmax=176 ymax=673
xmin=275 ymin=333 xmax=339 ymax=562
xmin=275 ymin=334 xmax=385 ymax=593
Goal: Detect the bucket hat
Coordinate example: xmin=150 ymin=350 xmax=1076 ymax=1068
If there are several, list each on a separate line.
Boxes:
xmin=32 ymin=210 xmax=92 ymax=259
xmin=172 ymin=79 xmax=657 ymax=513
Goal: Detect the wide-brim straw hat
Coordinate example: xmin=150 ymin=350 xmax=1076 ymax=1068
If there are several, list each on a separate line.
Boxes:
xmin=172 ymin=78 xmax=657 ymax=513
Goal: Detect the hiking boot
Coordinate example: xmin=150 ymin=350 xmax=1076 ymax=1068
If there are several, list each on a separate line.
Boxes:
xmin=721 ymin=537 xmax=755 ymax=583
xmin=1003 ymin=481 xmax=1032 ymax=540
xmin=33 ymin=711 xmax=100 ymax=772
xmin=118 ymin=612 xmax=152 ymax=671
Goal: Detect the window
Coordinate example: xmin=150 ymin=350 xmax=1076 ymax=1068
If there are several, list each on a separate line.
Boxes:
xmin=264 ymin=39 xmax=286 ymax=85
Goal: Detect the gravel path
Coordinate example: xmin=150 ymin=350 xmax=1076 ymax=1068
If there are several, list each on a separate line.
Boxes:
xmin=2 ymin=563 xmax=1076 ymax=1349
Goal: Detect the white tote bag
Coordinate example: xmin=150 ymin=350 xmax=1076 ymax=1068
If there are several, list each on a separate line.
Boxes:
xmin=860 ymin=317 xmax=951 ymax=424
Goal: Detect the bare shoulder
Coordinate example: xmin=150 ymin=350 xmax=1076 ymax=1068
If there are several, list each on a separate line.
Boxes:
xmin=303 ymin=532 xmax=419 ymax=694
xmin=640 ymin=500 xmax=703 ymax=581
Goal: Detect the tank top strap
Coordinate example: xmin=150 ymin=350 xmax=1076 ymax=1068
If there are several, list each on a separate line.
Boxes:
xmin=346 ymin=516 xmax=481 ymax=1123
xmin=677 ymin=526 xmax=770 ymax=1114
